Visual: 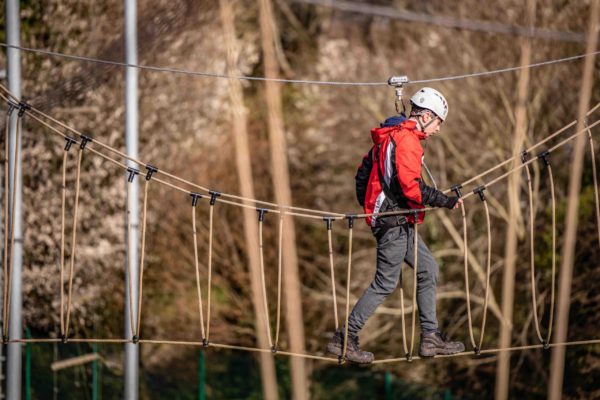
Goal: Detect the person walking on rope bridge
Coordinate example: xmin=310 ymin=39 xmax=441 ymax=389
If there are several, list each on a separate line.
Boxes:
xmin=327 ymin=87 xmax=465 ymax=363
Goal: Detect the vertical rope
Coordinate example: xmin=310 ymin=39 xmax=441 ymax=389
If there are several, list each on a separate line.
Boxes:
xmin=527 ymin=162 xmax=558 ymax=346
xmin=326 ymin=219 xmax=339 ymax=331
xmin=273 ymin=212 xmax=284 ymax=348
xmin=124 ymin=180 xmax=136 ymax=338
xmin=461 ymin=202 xmax=477 ymax=350
xmin=205 ymin=202 xmax=215 ymax=342
xmin=2 ymin=112 xmax=15 ymax=339
xmin=399 ymin=273 xmax=408 ymax=356
xmin=192 ymin=202 xmax=206 ymax=340
xmin=525 ymin=164 xmax=544 ymax=343
xmin=477 ymin=200 xmax=493 ymax=352
xmin=408 ymin=217 xmax=419 ymax=359
xmin=257 ymin=212 xmax=273 ymax=348
xmin=546 ymin=165 xmax=557 ymax=344
xmin=64 ymin=148 xmax=83 ymax=340
xmin=587 ymin=126 xmax=600 ymax=247
xmin=135 ymin=180 xmax=149 ymax=338
xmin=341 ymin=217 xmax=354 ymax=363
xmin=59 ymin=150 xmax=68 ymax=337
xmin=4 ymin=117 xmax=21 ymax=339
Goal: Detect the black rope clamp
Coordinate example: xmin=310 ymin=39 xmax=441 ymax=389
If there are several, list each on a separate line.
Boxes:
xmin=64 ymin=137 xmax=77 ymax=152
xmin=451 ymin=184 xmax=463 ymax=198
xmin=2 ymin=335 xmax=9 ymax=345
xmin=145 ymin=164 xmax=158 ymax=180
xmin=323 ymin=216 xmax=335 ymax=231
xmin=6 ymin=100 xmax=18 ymax=116
xmin=337 ymin=355 xmax=344 ymax=365
xmin=257 ymin=208 xmax=268 ymax=222
xmin=132 ymin=335 xmax=139 ymax=344
xmin=126 ymin=167 xmax=140 ymax=183
xmin=61 ymin=334 xmax=68 ymax=344
xmin=345 ymin=214 xmax=356 ymax=229
xmin=520 ymin=150 xmax=529 ymax=164
xmin=202 ymin=338 xmax=209 ymax=347
xmin=411 ymin=209 xmax=420 ymax=223
xmin=17 ymin=101 xmax=31 ymax=117
xmin=190 ymin=192 xmax=203 ymax=207
xmin=473 ymin=186 xmax=486 ymax=202
xmin=474 ymin=346 xmax=481 ymax=356
xmin=79 ymin=135 xmax=92 ymax=150
xmin=208 ymin=191 xmax=221 ymax=206
xmin=405 ymin=353 xmax=413 ymax=362
xmin=270 ymin=345 xmax=278 ymax=354
xmin=538 ymin=150 xmax=551 ymax=167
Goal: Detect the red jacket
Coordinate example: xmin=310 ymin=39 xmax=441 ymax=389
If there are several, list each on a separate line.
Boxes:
xmin=358 ymin=120 xmax=456 ymax=226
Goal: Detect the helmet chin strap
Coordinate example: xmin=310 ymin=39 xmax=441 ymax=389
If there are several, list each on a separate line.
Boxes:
xmin=417 ymin=113 xmax=436 ymax=133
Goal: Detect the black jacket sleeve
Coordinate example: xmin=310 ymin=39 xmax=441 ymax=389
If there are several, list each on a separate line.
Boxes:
xmin=418 ymin=179 xmax=459 ymax=209
xmin=355 ymin=148 xmax=374 ymax=207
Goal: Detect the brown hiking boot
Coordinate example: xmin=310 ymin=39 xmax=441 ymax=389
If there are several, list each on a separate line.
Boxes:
xmin=419 ymin=331 xmax=465 ymax=357
xmin=326 ymin=330 xmax=374 ymax=364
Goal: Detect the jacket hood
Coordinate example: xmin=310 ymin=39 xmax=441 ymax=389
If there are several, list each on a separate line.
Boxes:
xmin=370 ymin=120 xmax=427 ymax=144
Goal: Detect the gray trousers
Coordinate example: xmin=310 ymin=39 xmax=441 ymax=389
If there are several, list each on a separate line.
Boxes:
xmin=346 ymin=223 xmax=439 ymax=336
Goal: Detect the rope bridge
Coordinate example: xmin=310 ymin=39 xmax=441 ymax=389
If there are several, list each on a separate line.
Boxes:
xmin=1 ymin=83 xmax=600 ymax=365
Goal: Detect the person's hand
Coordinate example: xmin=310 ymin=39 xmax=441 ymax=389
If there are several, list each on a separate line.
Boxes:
xmin=453 ymin=198 xmax=463 ymax=210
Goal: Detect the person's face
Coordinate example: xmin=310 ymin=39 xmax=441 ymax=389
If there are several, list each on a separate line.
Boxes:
xmin=421 ymin=111 xmax=443 ymax=138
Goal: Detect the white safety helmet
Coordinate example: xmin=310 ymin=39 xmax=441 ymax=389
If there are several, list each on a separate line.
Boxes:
xmin=410 ymin=87 xmax=449 ymax=121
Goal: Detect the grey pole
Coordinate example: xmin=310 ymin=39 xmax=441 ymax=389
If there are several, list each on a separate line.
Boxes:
xmin=5 ymin=0 xmax=23 ymax=399
xmin=124 ymin=0 xmax=139 ymax=398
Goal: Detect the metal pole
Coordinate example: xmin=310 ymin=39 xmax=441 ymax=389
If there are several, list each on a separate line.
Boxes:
xmin=124 ymin=0 xmax=139 ymax=399
xmin=198 ymin=350 xmax=205 ymax=400
xmin=92 ymin=343 xmax=99 ymax=400
xmin=5 ymin=0 xmax=23 ymax=399
xmin=24 ymin=329 xmax=30 ymax=400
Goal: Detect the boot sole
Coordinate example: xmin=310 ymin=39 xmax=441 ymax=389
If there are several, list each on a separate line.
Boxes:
xmin=419 ymin=347 xmax=465 ymax=357
xmin=326 ymin=344 xmax=374 ymax=364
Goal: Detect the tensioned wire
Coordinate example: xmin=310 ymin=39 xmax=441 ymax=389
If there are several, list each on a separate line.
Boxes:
xmin=1 ymin=85 xmax=599 ymax=223
xmin=0 ymin=43 xmax=598 ymax=86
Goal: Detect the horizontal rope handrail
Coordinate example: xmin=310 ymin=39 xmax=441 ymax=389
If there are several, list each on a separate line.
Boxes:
xmin=1 ymin=85 xmax=599 ymax=222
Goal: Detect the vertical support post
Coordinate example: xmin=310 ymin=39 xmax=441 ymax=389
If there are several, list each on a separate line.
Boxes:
xmin=124 ymin=0 xmax=139 ymax=398
xmin=198 ymin=350 xmax=205 ymax=400
xmin=384 ymin=371 xmax=392 ymax=400
xmin=5 ymin=0 xmax=23 ymax=399
xmin=495 ymin=1 xmax=535 ymax=399
xmin=24 ymin=328 xmax=30 ymax=400
xmin=548 ymin=1 xmax=599 ymax=398
xmin=92 ymin=343 xmax=99 ymax=400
